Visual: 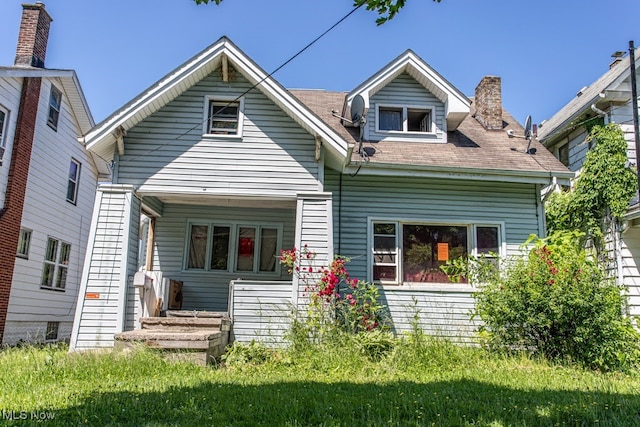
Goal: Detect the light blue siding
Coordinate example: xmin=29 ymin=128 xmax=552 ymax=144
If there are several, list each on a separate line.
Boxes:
xmin=117 ymin=70 xmax=320 ymax=198
xmin=149 ymin=203 xmax=296 ymax=312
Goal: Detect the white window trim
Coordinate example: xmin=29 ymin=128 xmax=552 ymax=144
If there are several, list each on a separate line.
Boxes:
xmin=0 ymin=105 xmax=9 ymax=163
xmin=16 ymin=227 xmax=32 ymax=259
xmin=183 ymin=220 xmax=282 ymax=275
xmin=47 ymin=85 xmax=62 ymax=131
xmin=40 ymin=237 xmax=71 ymax=291
xmin=375 ymin=103 xmax=436 ymax=135
xmin=367 ymin=217 xmax=505 ymax=287
xmin=66 ymin=158 xmax=81 ymax=204
xmin=202 ymin=95 xmax=245 ymax=139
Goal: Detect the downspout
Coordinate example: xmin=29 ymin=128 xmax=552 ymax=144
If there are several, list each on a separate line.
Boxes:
xmin=614 ymin=218 xmax=624 ymax=287
xmin=590 ymin=104 xmax=609 ymax=123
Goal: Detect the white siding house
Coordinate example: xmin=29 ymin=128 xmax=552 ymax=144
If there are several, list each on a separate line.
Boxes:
xmin=70 ymin=37 xmax=572 ymax=351
xmin=0 ymin=4 xmax=109 ymax=345
xmin=538 ymin=48 xmax=640 ymax=317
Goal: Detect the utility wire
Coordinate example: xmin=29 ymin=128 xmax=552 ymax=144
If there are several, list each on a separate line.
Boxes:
xmin=126 ymin=3 xmax=365 ymax=162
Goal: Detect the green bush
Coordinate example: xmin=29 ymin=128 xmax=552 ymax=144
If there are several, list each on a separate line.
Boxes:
xmin=474 ymin=231 xmax=640 ymax=371
xmin=221 ymin=340 xmax=275 ymax=368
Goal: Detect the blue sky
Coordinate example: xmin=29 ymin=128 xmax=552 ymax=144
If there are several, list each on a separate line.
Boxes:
xmin=1 ymin=0 xmax=639 ymax=126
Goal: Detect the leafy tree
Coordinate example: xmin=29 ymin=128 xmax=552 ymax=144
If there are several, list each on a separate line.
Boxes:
xmin=193 ymin=0 xmax=442 ymax=25
xmin=545 ymin=123 xmax=637 ymax=255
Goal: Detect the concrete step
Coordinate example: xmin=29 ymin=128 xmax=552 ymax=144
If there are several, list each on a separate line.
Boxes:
xmin=115 ymin=328 xmax=230 ymax=366
xmin=140 ymin=315 xmax=231 ymax=332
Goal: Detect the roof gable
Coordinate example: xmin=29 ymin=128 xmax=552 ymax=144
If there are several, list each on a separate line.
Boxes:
xmin=344 ymin=50 xmax=471 ymax=131
xmin=83 ymin=37 xmax=348 ymax=163
xmin=538 ymin=47 xmax=640 ymax=144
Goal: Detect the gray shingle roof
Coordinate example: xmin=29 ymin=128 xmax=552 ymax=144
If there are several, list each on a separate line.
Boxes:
xmin=291 ymin=89 xmax=571 ymax=178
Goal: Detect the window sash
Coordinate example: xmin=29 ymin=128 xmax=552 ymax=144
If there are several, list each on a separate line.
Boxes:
xmin=371 ymin=221 xmax=501 ymax=285
xmin=208 ymin=101 xmax=240 ymax=134
xmin=41 ymin=237 xmax=70 ymax=290
xmin=47 ymin=86 xmax=62 ymax=130
xmin=17 ymin=228 xmax=31 ymax=258
xmin=377 ymin=105 xmax=434 ymax=134
xmin=66 ymin=160 xmax=81 ymax=203
xmin=185 ymin=222 xmax=281 ymax=274
xmin=0 ymin=109 xmax=6 ymax=147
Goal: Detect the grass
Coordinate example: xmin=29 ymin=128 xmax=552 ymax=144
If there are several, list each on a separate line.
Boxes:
xmin=0 ymin=338 xmax=639 ymax=426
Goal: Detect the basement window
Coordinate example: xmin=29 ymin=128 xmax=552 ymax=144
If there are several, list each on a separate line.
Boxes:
xmin=45 ymin=322 xmax=59 ymax=341
xmin=47 ymin=85 xmax=62 ymax=131
xmin=377 ymin=104 xmax=433 ymax=134
xmin=204 ymin=97 xmax=244 ymax=136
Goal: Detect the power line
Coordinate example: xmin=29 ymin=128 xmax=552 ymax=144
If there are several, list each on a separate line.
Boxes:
xmin=126 ymin=3 xmax=365 ymax=162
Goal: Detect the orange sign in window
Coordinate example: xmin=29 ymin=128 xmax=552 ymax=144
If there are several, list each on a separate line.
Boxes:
xmin=437 ymin=243 xmax=449 ymax=261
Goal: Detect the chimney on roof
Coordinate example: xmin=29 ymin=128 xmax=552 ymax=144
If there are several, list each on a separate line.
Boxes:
xmin=14 ymin=2 xmax=52 ymax=68
xmin=474 ymin=76 xmax=503 ymax=130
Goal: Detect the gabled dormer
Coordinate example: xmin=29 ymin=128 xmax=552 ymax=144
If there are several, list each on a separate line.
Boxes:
xmin=342 ymin=50 xmax=470 ymax=143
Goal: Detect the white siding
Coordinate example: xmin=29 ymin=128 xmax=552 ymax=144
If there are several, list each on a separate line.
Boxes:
xmin=229 ymin=280 xmax=293 ymax=345
xmin=620 ymin=226 xmax=640 ymax=317
xmin=0 ymin=76 xmax=21 ymax=208
xmin=5 ymin=77 xmax=99 ymax=343
xmin=366 ymin=73 xmax=446 ymax=142
xmin=149 ymin=203 xmax=296 ymax=312
xmin=117 ymin=70 xmax=320 ymax=198
xmin=70 ymin=186 xmax=139 ymax=350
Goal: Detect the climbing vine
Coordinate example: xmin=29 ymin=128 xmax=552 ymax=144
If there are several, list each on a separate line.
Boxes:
xmin=545 ymin=123 xmax=637 ymax=254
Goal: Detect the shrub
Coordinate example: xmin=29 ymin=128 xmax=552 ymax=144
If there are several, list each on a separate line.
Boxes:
xmin=473 ymin=231 xmax=640 ymax=371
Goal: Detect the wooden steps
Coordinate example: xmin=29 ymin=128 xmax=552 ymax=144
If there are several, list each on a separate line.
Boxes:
xmin=115 ymin=311 xmax=231 ymax=366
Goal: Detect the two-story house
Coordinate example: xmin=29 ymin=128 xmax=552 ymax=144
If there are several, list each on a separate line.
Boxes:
xmin=69 ymin=37 xmax=572 ymax=351
xmin=0 ymin=3 xmax=109 ymax=345
xmin=537 ymin=48 xmax=640 ymax=318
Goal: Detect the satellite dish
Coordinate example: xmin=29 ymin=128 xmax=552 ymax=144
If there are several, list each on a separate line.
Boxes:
xmin=351 ymin=94 xmax=366 ymax=123
xmin=524 ymin=115 xmax=532 ymax=139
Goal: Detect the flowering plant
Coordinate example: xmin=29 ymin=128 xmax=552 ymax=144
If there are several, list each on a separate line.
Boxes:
xmin=279 ymin=245 xmax=387 ymax=336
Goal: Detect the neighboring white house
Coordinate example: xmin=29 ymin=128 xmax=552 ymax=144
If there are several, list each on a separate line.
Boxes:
xmin=537 ymin=47 xmax=640 ymax=317
xmin=0 ymin=3 xmax=109 ymax=345
xmin=69 ymin=36 xmax=572 ymax=351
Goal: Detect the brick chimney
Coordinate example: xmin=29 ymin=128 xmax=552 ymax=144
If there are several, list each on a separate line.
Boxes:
xmin=474 ymin=76 xmax=503 ymax=130
xmin=14 ymin=2 xmax=52 ymax=68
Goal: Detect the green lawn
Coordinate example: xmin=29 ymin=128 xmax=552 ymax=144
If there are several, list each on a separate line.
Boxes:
xmin=0 ymin=341 xmax=639 ymax=426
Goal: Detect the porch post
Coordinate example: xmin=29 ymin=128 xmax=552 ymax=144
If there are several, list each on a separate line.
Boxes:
xmin=293 ymin=192 xmax=334 ymax=308
xmin=70 ymin=184 xmax=141 ymax=351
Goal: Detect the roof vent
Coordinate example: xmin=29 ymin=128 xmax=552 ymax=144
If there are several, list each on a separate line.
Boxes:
xmin=576 ymin=86 xmax=588 ymax=97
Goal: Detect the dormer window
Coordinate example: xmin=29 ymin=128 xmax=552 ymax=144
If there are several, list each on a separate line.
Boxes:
xmin=377 ymin=104 xmax=433 ymax=134
xmin=203 ymin=96 xmax=244 ymax=137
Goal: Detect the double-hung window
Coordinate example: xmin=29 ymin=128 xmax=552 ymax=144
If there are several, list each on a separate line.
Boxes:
xmin=17 ymin=228 xmax=32 ymax=259
xmin=66 ymin=159 xmax=81 ymax=204
xmin=204 ymin=97 xmax=244 ymax=136
xmin=0 ymin=106 xmax=7 ymax=162
xmin=377 ymin=104 xmax=433 ymax=133
xmin=371 ymin=221 xmax=501 ymax=285
xmin=47 ymin=85 xmax=62 ymax=131
xmin=185 ymin=222 xmax=281 ymax=274
xmin=558 ymin=143 xmax=569 ymax=167
xmin=41 ymin=237 xmax=71 ymax=290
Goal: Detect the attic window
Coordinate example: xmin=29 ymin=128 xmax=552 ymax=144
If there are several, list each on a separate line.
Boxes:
xmin=47 ymin=85 xmax=62 ymax=131
xmin=204 ymin=96 xmax=244 ymax=136
xmin=377 ymin=104 xmax=433 ymax=134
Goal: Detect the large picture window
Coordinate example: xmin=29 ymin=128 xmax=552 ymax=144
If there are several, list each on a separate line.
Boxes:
xmin=185 ymin=222 xmax=281 ymax=274
xmin=371 ymin=221 xmax=501 ymax=285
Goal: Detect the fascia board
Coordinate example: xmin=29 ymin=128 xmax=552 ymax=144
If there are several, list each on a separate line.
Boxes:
xmin=84 ymin=39 xmax=227 ymax=152
xmin=343 ymin=161 xmax=574 ymax=185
